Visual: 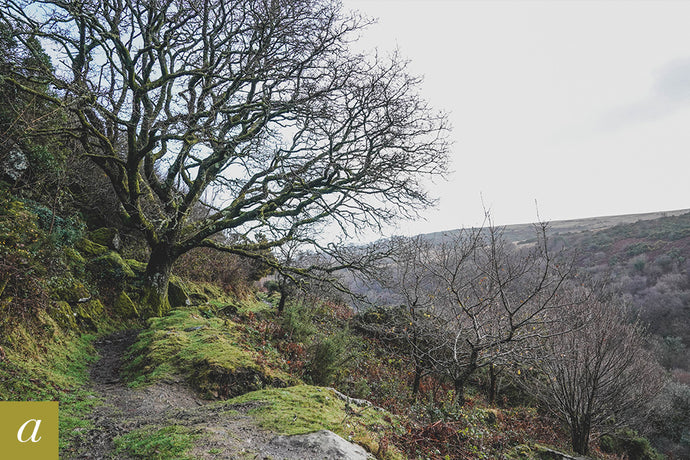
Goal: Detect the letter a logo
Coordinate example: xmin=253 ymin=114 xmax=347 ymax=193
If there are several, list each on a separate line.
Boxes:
xmin=17 ymin=418 xmax=42 ymax=442
xmin=1 ymin=401 xmax=58 ymax=459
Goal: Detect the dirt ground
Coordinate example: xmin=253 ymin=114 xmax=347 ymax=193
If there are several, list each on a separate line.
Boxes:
xmin=62 ymin=330 xmax=365 ymax=460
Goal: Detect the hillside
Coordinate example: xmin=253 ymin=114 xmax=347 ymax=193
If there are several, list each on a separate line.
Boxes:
xmin=422 ymin=209 xmax=690 ymax=245
xmin=3 ymin=191 xmax=679 ymax=459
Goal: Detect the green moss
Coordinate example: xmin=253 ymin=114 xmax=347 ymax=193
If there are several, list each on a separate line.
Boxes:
xmin=47 ymin=275 xmax=91 ymax=303
xmin=125 ymin=258 xmax=147 ymax=274
xmin=63 ymin=247 xmax=86 ymax=271
xmin=168 ymin=276 xmax=191 ymax=308
xmin=73 ymin=299 xmax=106 ymax=331
xmin=88 ymin=227 xmax=119 ymax=249
xmin=123 ymin=307 xmax=292 ymax=397
xmin=113 ymin=291 xmax=139 ymax=318
xmin=0 ymin=323 xmax=98 ymax=399
xmin=226 ymin=385 xmax=403 ymax=459
xmin=599 ymin=429 xmax=664 ymax=460
xmin=113 ymin=425 xmax=199 ymax=460
xmin=51 ymin=300 xmax=78 ymax=330
xmin=87 ymin=251 xmax=136 ymax=280
xmin=76 ymin=238 xmax=108 ymax=257
xmin=139 ymin=285 xmax=172 ymax=318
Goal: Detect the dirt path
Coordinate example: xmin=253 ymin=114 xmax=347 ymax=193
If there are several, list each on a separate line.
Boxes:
xmin=62 ymin=330 xmax=354 ymax=460
xmin=62 ymin=330 xmax=281 ymax=459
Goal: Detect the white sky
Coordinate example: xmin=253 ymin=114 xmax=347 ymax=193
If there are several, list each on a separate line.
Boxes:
xmin=342 ymin=0 xmax=690 ymax=237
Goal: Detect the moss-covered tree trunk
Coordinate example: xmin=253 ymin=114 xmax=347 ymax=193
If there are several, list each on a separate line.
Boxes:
xmin=141 ymin=243 xmax=176 ymax=317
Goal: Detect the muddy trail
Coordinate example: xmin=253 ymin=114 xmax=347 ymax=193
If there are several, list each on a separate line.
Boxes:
xmin=63 ymin=330 xmax=371 ymax=460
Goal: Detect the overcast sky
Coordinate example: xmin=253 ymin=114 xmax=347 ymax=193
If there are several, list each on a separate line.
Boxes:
xmin=342 ymin=0 xmax=690 ymax=237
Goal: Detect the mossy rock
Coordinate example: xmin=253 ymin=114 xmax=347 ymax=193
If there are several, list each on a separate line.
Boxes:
xmin=48 ymin=277 xmax=91 ymax=304
xmin=138 ymin=286 xmax=171 ymax=318
xmin=51 ymin=300 xmax=78 ymax=331
xmin=168 ymin=277 xmax=191 ymax=308
xmin=125 ymin=258 xmax=147 ymax=275
xmin=192 ymin=363 xmax=286 ymax=399
xmin=599 ymin=430 xmax=664 ymax=460
xmin=63 ymin=247 xmax=86 ymax=269
xmin=76 ymin=238 xmax=109 ymax=258
xmin=113 ymin=291 xmax=139 ymax=319
xmin=86 ymin=251 xmax=136 ymax=283
xmin=533 ymin=445 xmax=587 ymax=460
xmin=226 ymin=385 xmax=403 ymax=457
xmin=88 ymin=227 xmax=121 ymax=250
xmin=73 ymin=299 xmax=105 ymax=331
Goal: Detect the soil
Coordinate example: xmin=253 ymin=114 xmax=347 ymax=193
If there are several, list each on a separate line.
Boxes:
xmin=62 ymin=329 xmax=362 ymax=460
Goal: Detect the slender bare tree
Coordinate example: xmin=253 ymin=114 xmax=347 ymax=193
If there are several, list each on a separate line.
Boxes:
xmin=373 ymin=220 xmax=577 ymax=404
xmin=523 ymin=294 xmax=665 ymax=455
xmin=0 ymin=0 xmax=449 ymax=314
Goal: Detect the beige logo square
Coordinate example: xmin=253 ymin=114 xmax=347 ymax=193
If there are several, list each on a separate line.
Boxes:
xmin=0 ymin=401 xmax=58 ymax=459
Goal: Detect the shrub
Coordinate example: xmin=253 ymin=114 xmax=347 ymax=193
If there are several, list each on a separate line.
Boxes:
xmin=280 ymin=302 xmax=316 ymax=342
xmin=174 ymin=246 xmax=272 ymax=297
xmin=599 ymin=429 xmax=663 ymax=460
xmin=304 ymin=332 xmax=349 ymax=386
xmin=22 ymin=199 xmax=84 ymax=248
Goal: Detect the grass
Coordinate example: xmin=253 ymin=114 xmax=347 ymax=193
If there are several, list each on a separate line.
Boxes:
xmin=226 ymin=384 xmax=404 ymax=459
xmin=113 ymin=425 xmax=200 ymax=460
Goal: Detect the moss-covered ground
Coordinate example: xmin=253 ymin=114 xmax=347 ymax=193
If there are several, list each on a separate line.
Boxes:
xmin=226 ymin=384 xmax=404 ymax=459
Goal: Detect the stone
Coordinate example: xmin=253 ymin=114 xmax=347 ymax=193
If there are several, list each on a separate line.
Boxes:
xmin=263 ymin=430 xmax=375 ymax=460
xmin=168 ymin=277 xmax=191 ymax=308
xmin=52 ymin=301 xmax=78 ymax=331
xmin=86 ymin=252 xmax=136 ymax=281
xmin=125 ymin=259 xmax=147 ymax=275
xmin=88 ymin=227 xmax=121 ymax=250
xmin=113 ymin=291 xmax=139 ymax=318
xmin=3 ymin=148 xmax=28 ymax=180
xmin=535 ymin=445 xmax=592 ymax=460
xmin=76 ymin=238 xmax=109 ymax=258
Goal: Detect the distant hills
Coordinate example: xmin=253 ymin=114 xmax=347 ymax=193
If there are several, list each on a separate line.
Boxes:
xmin=421 ymin=208 xmax=690 ymax=245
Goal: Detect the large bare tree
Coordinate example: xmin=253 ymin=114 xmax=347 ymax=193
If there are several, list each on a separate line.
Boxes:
xmin=0 ymin=0 xmax=449 ymax=314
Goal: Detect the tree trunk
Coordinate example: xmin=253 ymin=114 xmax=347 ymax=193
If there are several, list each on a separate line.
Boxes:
xmin=452 ymin=350 xmax=478 ymax=405
xmin=278 ymin=287 xmax=287 ymax=314
xmin=411 ymin=364 xmax=423 ymax=399
xmin=142 ymin=243 xmax=175 ymax=317
xmin=453 ymin=377 xmax=467 ymax=405
xmin=488 ymin=363 xmax=497 ymax=405
xmin=571 ymin=417 xmax=591 ymax=455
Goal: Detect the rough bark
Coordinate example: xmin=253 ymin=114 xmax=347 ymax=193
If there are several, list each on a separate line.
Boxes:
xmin=141 ymin=244 xmax=175 ymax=317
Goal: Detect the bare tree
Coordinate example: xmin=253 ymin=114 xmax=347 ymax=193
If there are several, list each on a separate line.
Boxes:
xmin=0 ymin=0 xmax=449 ymax=314
xmin=379 ymin=221 xmax=576 ymax=404
xmin=522 ymin=294 xmax=665 ymax=455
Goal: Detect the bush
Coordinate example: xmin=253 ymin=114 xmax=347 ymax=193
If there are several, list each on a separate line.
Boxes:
xmin=280 ymin=302 xmax=316 ymax=342
xmin=174 ymin=246 xmax=272 ymax=297
xmin=304 ymin=332 xmax=349 ymax=386
xmin=599 ymin=429 xmax=663 ymax=460
xmin=22 ymin=199 xmax=84 ymax=248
